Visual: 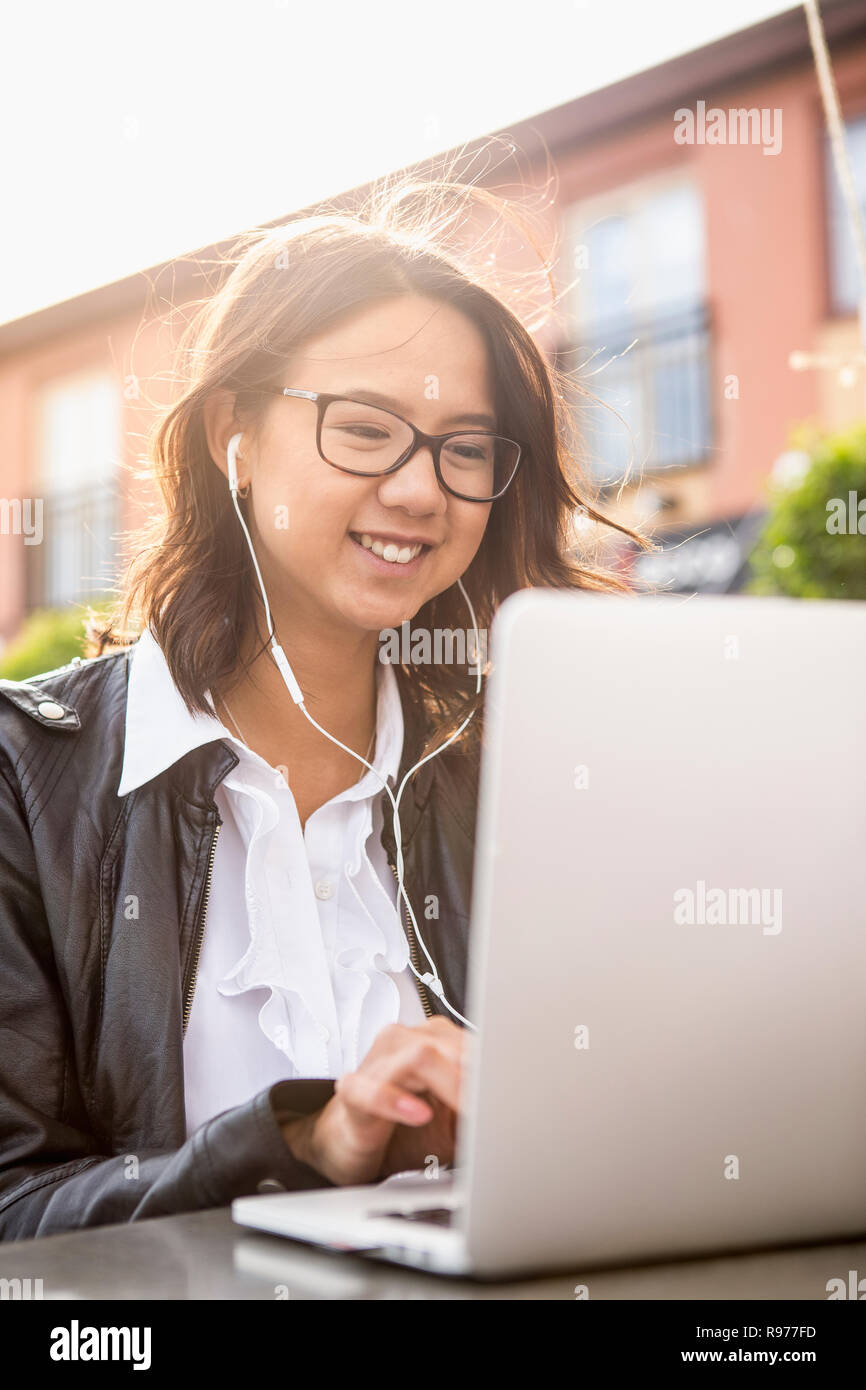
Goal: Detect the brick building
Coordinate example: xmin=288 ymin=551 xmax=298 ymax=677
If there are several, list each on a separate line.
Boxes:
xmin=1 ymin=0 xmax=865 ymax=647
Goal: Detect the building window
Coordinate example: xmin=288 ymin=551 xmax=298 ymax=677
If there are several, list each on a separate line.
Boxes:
xmin=826 ymin=110 xmax=866 ymax=316
xmin=28 ymin=370 xmax=121 ymax=609
xmin=560 ymin=179 xmax=712 ymax=486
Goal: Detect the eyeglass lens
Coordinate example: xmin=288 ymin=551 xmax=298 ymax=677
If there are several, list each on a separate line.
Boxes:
xmin=320 ymin=399 xmax=519 ymax=499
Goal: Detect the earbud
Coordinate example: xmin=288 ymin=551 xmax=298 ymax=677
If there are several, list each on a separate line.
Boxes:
xmin=224 ymin=436 xmax=482 ymax=1028
xmin=227 ymin=432 xmax=244 ymax=494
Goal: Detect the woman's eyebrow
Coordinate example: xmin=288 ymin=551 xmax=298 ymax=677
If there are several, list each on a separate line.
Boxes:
xmin=336 ymin=386 xmax=497 ymax=430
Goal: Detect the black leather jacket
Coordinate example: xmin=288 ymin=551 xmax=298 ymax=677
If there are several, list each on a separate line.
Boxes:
xmin=0 ymin=644 xmax=479 ymax=1240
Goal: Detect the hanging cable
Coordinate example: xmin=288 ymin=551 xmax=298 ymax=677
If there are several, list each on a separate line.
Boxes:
xmin=804 ymin=0 xmax=866 ymax=349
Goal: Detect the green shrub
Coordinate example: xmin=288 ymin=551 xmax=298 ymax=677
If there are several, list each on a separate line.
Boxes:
xmin=0 ymin=602 xmax=112 ymax=682
xmin=746 ymin=423 xmax=866 ymax=600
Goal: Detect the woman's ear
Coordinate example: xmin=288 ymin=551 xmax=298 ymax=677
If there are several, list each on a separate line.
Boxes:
xmin=202 ymin=389 xmax=246 ymax=484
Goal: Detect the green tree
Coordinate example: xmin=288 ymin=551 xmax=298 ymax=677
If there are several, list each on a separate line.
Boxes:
xmin=746 ymin=423 xmax=866 ymax=600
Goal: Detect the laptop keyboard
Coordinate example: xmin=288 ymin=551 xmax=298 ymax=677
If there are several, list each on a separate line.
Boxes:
xmin=376 ymin=1206 xmax=457 ymax=1227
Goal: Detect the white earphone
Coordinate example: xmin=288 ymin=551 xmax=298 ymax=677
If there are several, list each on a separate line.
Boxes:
xmin=225 ymin=432 xmax=482 ymax=1028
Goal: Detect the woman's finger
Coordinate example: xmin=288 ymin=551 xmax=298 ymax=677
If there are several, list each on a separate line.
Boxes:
xmin=333 ymin=1070 xmax=435 ymax=1125
xmin=359 ymin=1028 xmax=463 ymax=1112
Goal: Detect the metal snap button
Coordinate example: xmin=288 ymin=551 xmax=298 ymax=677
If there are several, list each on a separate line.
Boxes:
xmin=37 ymin=700 xmax=66 ymax=720
xmin=256 ymin=1177 xmax=286 ymax=1194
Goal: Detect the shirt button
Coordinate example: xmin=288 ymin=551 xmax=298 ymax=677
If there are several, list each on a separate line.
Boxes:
xmin=38 ymin=700 xmax=66 ymax=720
xmin=314 ymin=879 xmax=334 ymax=901
xmin=257 ymin=1178 xmax=286 ymax=1194
xmin=318 ymin=1024 xmax=330 ymax=1042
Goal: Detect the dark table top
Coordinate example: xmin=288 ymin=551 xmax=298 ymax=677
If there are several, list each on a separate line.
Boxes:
xmin=1 ymin=1208 xmax=864 ymax=1299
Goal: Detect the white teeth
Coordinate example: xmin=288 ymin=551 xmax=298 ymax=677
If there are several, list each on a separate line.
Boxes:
xmin=355 ymin=534 xmax=423 ymax=565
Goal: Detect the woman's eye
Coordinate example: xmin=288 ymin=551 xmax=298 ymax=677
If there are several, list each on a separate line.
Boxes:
xmin=448 ymin=445 xmax=487 ymax=463
xmin=339 ymin=425 xmax=389 ymax=441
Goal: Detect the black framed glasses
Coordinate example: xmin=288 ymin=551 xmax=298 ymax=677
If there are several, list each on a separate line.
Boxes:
xmin=258 ymin=386 xmax=525 ymax=502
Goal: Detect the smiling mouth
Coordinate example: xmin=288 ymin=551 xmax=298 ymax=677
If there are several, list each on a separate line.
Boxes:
xmin=349 ymin=532 xmax=430 ymax=566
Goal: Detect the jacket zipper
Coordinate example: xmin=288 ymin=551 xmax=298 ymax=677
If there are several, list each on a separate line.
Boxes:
xmin=182 ymin=818 xmax=221 ymax=1038
xmin=389 ymin=859 xmax=434 ymax=1018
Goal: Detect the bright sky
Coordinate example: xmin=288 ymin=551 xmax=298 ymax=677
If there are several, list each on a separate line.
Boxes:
xmin=2 ymin=0 xmax=794 ymax=326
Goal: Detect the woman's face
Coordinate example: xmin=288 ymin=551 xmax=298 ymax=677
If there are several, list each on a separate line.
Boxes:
xmin=233 ymin=293 xmax=495 ymax=639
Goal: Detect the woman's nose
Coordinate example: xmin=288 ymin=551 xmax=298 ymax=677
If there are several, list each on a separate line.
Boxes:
xmin=376 ymin=443 xmax=448 ymax=514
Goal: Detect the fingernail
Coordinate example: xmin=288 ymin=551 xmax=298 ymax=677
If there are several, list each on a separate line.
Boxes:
xmin=396 ymin=1096 xmax=428 ymax=1119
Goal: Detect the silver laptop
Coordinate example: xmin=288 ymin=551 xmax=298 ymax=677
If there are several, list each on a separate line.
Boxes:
xmin=232 ymin=590 xmax=866 ymax=1278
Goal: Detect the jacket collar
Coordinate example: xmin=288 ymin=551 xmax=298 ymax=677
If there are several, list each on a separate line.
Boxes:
xmin=116 ymin=627 xmax=406 ymax=800
xmin=0 ymin=635 xmax=434 ymax=832
xmin=152 ymin=655 xmax=433 ymax=856
xmin=117 ymin=628 xmax=232 ymax=796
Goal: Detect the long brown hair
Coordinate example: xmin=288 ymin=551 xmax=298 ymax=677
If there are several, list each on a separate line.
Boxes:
xmin=91 ymin=157 xmax=652 ymax=759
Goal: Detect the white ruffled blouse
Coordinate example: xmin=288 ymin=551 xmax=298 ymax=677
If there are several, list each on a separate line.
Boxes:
xmin=116 ymin=626 xmax=426 ymax=1138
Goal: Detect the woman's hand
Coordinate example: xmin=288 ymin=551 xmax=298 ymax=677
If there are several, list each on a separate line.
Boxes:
xmin=280 ymin=1018 xmax=469 ymax=1186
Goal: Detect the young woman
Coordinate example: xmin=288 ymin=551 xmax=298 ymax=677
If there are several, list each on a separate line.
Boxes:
xmin=0 ymin=176 xmax=644 ymax=1238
